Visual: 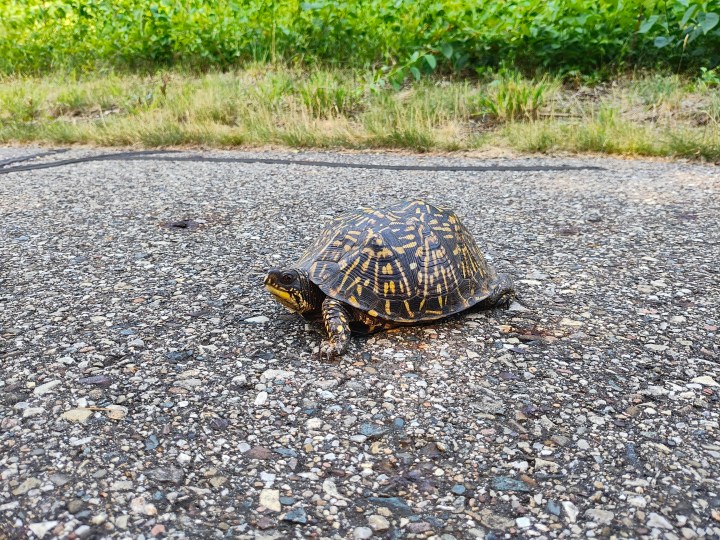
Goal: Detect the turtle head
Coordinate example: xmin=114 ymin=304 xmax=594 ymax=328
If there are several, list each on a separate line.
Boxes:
xmin=264 ymin=268 xmax=323 ymax=315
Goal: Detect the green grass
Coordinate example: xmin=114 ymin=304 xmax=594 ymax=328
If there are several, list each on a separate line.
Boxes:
xmin=1 ymin=69 xmax=718 ymax=160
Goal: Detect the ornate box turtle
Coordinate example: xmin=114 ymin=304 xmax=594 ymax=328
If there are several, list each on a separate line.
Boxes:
xmin=265 ymin=199 xmax=514 ymax=358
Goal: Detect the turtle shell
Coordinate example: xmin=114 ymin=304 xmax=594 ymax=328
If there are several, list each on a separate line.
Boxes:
xmin=295 ymin=200 xmax=498 ymax=323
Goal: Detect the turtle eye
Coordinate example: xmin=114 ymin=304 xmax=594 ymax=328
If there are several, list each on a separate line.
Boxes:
xmin=280 ymin=272 xmax=295 ymax=284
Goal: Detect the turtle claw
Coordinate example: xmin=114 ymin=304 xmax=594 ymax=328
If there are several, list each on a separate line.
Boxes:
xmin=319 ymin=341 xmax=344 ymax=361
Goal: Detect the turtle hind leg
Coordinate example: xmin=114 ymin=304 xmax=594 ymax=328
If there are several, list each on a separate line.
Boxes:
xmin=488 ymin=273 xmax=515 ymax=308
xmin=320 ymin=297 xmax=354 ymax=360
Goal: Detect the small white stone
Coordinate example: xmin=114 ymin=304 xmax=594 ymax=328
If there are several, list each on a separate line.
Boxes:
xmin=691 ymin=375 xmax=719 ymax=387
xmin=647 ymin=512 xmax=673 ymax=529
xmin=254 ymin=391 xmax=268 ymax=406
xmin=516 ymin=517 xmax=531 ymax=528
xmin=323 ymin=478 xmax=347 ymax=499
xmin=245 ymin=316 xmax=269 ymax=324
xmin=260 ymin=489 xmax=281 ymax=512
xmin=368 ymin=514 xmax=390 ymax=531
xmin=562 ymin=501 xmax=579 ymax=523
xmin=177 ymin=453 xmax=191 ymax=465
xmin=628 ymin=496 xmax=647 ymax=508
xmin=353 ymin=527 xmax=373 ymax=540
xmin=307 ymin=418 xmax=323 ymax=430
xmin=260 ymin=472 xmax=276 ymax=487
xmin=33 ymin=380 xmax=61 ymax=396
xmin=130 ymin=497 xmax=157 ymax=516
xmin=260 ymin=369 xmax=295 ymax=382
xmin=28 ymin=521 xmax=58 ymax=539
xmin=585 ymin=509 xmax=614 ymax=524
xmin=645 ymin=344 xmax=668 ymax=352
xmin=62 ymin=409 xmax=93 ymax=424
xmin=23 ymin=407 xmax=45 ymax=418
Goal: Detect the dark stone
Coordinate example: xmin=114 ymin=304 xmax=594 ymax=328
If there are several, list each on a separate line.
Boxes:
xmin=78 ymin=375 xmax=112 ymax=387
xmin=282 ymin=508 xmax=308 ymax=524
xmin=625 ymin=442 xmax=640 ymax=467
xmin=367 ymin=496 xmax=413 ymax=516
xmin=547 ymin=500 xmax=561 ymax=516
xmin=246 ymin=446 xmax=273 ymax=459
xmin=147 ymin=466 xmax=185 ymax=485
xmin=209 ymin=418 xmax=229 ymax=431
xmin=165 ymin=350 xmax=193 ymax=363
xmin=491 ymin=476 xmax=532 ymax=492
xmin=279 ymin=496 xmax=296 ymax=506
xmin=275 ymin=448 xmax=298 ymax=457
xmin=145 ymin=435 xmax=160 ymax=450
xmin=359 ymin=423 xmax=389 ymax=439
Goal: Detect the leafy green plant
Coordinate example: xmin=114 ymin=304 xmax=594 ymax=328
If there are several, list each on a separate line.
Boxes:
xmin=475 ymin=74 xmax=559 ymax=122
xmin=1 ymin=0 xmax=719 ymax=77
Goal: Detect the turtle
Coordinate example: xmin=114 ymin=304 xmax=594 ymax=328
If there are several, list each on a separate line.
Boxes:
xmin=264 ymin=199 xmax=514 ymax=358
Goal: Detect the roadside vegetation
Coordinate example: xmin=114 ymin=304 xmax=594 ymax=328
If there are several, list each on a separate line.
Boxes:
xmin=1 ymin=0 xmax=719 ymax=159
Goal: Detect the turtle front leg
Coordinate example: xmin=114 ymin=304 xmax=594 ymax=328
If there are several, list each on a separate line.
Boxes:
xmin=320 ymin=297 xmax=353 ymax=360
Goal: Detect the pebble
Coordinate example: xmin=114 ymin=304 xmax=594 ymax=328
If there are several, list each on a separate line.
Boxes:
xmin=62 ymin=408 xmax=93 ymax=423
xmin=491 ymin=476 xmax=532 ymax=492
xmin=516 ymin=517 xmax=531 ymax=528
xmin=367 ymin=496 xmax=413 ymax=515
xmin=245 ymin=316 xmax=270 ymax=323
xmin=691 ymin=375 xmax=718 ymax=387
xmin=33 ymin=380 xmax=61 ymax=395
xmin=28 ymin=521 xmax=58 ymax=539
xmin=13 ymin=478 xmax=41 ymax=495
xmin=147 ymin=467 xmax=185 ymax=485
xmin=585 ymin=509 xmax=614 ymax=524
xmin=353 ymin=527 xmax=373 ymax=540
xmin=282 ymin=508 xmax=308 ymax=524
xmin=130 ymin=497 xmax=157 ymax=516
xmin=647 ymin=512 xmax=674 ymax=529
xmin=562 ymin=501 xmax=579 ymax=523
xmin=23 ymin=407 xmax=45 ymax=418
xmin=260 ymin=489 xmax=281 ymax=512
xmin=368 ymin=514 xmax=390 ymax=530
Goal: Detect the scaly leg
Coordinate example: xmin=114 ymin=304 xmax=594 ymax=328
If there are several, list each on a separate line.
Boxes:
xmin=320 ymin=297 xmax=353 ymax=360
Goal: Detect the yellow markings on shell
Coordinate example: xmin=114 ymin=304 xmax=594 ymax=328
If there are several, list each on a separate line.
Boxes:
xmin=419 ymin=298 xmax=426 ymax=310
xmin=356 ymin=284 xmax=363 ymax=296
xmin=382 ymin=263 xmax=393 ymax=275
xmin=337 ymin=325 xmax=344 ymax=332
xmin=409 ymin=262 xmax=417 ymax=270
xmin=436 ymin=284 xmax=443 ymax=294
xmin=404 ymin=300 xmax=414 ymax=317
xmin=339 ymin=257 xmax=361 ymax=288
xmin=382 ymin=281 xmax=396 ymax=295
xmin=438 ymin=296 xmax=445 ymax=307
xmin=364 ymin=278 xmax=370 ymax=286
xmin=368 ymin=309 xmax=379 ymax=317
xmin=403 ymin=241 xmax=418 ymax=249
xmin=425 ymin=309 xmax=443 ymax=316
xmin=348 ymin=295 xmax=359 ymax=306
xmin=385 ymin=301 xmax=392 ymax=315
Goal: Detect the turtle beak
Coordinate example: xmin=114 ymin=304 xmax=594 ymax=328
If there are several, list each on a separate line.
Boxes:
xmin=264 ymin=269 xmax=299 ymax=310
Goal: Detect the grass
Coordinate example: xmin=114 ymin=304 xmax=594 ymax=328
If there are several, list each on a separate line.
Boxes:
xmin=0 ymin=68 xmax=718 ymax=160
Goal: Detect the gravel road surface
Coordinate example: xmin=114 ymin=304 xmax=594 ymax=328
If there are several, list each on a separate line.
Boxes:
xmin=1 ymin=148 xmax=718 ymax=539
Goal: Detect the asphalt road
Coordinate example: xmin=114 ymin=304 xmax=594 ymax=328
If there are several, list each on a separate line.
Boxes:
xmin=1 ymin=148 xmax=718 ymax=540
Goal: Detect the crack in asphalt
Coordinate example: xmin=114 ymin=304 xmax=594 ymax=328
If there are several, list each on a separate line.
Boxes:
xmin=0 ymin=150 xmax=606 ymax=175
